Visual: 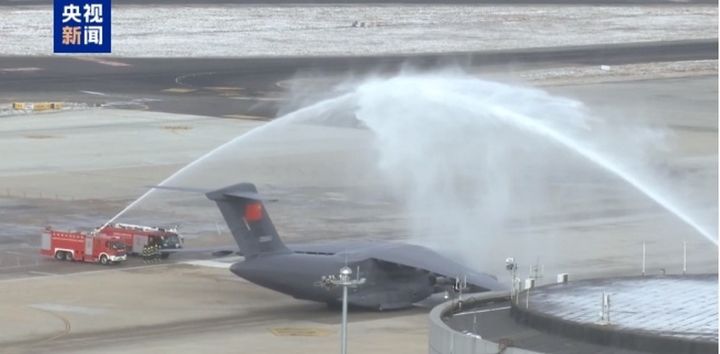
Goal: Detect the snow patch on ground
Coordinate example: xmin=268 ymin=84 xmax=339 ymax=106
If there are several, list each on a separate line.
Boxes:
xmin=0 ymin=5 xmax=717 ymax=57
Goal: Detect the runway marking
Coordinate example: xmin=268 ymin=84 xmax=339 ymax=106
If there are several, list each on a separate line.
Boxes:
xmin=229 ymin=96 xmax=286 ymax=102
xmin=204 ymin=86 xmax=245 ymax=91
xmin=222 ymin=113 xmax=269 ymax=121
xmin=73 ymin=57 xmax=131 ymax=67
xmin=0 ymin=67 xmax=43 ymax=73
xmin=271 ymin=327 xmax=332 ymax=337
xmin=80 ymin=90 xmax=107 ymax=96
xmin=0 ymin=263 xmax=170 ymax=283
xmin=162 ymin=87 xmax=196 ymax=93
xmin=3 ymin=251 xmax=31 ymax=256
xmin=24 ymin=134 xmax=60 ymax=140
xmin=175 ymin=72 xmax=215 ymax=87
xmin=28 ymin=308 xmax=72 ymax=345
xmin=162 ymin=125 xmax=193 ymax=134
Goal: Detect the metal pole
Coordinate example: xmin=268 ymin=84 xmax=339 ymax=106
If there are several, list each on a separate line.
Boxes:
xmin=642 ymin=242 xmax=646 ymax=276
xmin=683 ymin=241 xmax=687 ymax=275
xmin=319 ymin=267 xmax=364 ymax=354
xmin=525 ymin=286 xmax=530 ymax=309
xmin=341 ymin=284 xmax=348 ymax=354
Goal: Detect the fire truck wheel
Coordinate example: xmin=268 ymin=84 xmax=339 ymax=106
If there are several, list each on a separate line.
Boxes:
xmin=100 ymin=255 xmax=109 ymax=265
xmin=65 ymin=252 xmax=74 ymax=261
xmin=55 ymin=251 xmax=65 ymax=260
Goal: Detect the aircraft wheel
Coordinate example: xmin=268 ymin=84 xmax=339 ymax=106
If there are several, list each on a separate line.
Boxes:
xmin=100 ymin=255 xmax=109 ymax=265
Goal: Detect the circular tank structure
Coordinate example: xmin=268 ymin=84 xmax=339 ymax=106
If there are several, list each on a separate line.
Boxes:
xmin=511 ymin=274 xmax=718 ymax=354
xmin=430 ymin=274 xmax=718 ymax=354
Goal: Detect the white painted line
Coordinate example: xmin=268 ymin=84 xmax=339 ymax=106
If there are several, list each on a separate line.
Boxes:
xmin=80 ymin=90 xmax=107 ymax=96
xmin=0 ymin=263 xmax=169 ymax=283
xmin=3 ymin=251 xmax=30 ymax=256
xmin=0 ymin=67 xmax=43 ymax=73
xmin=74 ymin=57 xmax=131 ymax=67
xmin=229 ymin=96 xmax=286 ymax=102
xmin=222 ymin=114 xmax=268 ymax=121
xmin=162 ymin=88 xmax=196 ymax=93
xmin=204 ymin=86 xmax=245 ymax=91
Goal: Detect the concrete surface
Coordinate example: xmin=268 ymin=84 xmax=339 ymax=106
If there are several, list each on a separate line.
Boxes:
xmin=0 ymin=264 xmax=428 ymax=354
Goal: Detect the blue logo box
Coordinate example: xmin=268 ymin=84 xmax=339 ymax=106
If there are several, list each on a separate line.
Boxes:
xmin=53 ymin=0 xmax=111 ymax=53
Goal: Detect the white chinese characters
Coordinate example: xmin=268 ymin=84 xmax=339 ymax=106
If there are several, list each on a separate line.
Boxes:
xmin=60 ymin=3 xmax=104 ymax=46
xmin=83 ymin=4 xmax=103 ymax=23
xmin=84 ymin=26 xmax=103 ymax=45
xmin=61 ymin=4 xmax=81 ymax=23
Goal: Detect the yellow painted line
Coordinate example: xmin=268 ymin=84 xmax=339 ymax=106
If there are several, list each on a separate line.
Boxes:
xmin=270 ymin=327 xmax=332 ymax=337
xmin=32 ymin=102 xmax=53 ymax=111
xmin=162 ymin=88 xmax=196 ymax=93
xmin=222 ymin=114 xmax=269 ymax=121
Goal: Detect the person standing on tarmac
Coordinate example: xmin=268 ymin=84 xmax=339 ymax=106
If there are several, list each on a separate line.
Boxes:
xmin=152 ymin=241 xmax=161 ymax=263
xmin=142 ymin=241 xmax=153 ymax=264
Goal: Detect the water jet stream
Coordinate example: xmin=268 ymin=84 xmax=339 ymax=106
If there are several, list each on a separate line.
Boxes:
xmin=479 ymin=102 xmax=717 ymax=245
xmin=96 ymin=93 xmax=354 ymax=231
xmin=99 ymin=74 xmax=716 ymax=247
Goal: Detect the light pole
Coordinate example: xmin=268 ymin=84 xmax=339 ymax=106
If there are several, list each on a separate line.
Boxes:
xmin=505 ymin=257 xmax=518 ymax=304
xmin=319 ymin=266 xmax=366 ymax=354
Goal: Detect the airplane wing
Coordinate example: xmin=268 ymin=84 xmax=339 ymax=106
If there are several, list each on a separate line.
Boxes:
xmin=353 ymin=243 xmax=505 ymax=291
xmin=292 ymin=241 xmax=505 ymax=291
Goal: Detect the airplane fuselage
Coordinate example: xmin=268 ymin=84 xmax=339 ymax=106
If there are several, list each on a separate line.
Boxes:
xmin=231 ymin=252 xmax=435 ymax=310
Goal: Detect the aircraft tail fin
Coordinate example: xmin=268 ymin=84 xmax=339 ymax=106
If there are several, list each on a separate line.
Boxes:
xmin=206 ymin=183 xmax=290 ymax=258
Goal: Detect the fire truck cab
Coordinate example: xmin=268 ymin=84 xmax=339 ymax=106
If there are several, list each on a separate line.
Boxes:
xmin=41 ymin=228 xmax=127 ymax=265
xmin=98 ymin=223 xmax=183 ymax=257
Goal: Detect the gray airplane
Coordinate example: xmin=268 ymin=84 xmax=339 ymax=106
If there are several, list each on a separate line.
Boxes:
xmin=199 ymin=182 xmax=504 ymax=310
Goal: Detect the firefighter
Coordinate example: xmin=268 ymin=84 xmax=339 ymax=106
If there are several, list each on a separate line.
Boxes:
xmin=142 ymin=242 xmax=153 ymax=264
xmin=150 ymin=238 xmax=162 ymax=263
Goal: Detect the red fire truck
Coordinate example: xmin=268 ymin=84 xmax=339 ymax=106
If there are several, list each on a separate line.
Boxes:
xmin=97 ymin=223 xmax=183 ymax=258
xmin=41 ymin=228 xmax=128 ymax=265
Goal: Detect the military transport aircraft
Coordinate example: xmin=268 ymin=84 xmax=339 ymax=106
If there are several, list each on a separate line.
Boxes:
xmin=164 ymin=183 xmax=504 ymax=310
